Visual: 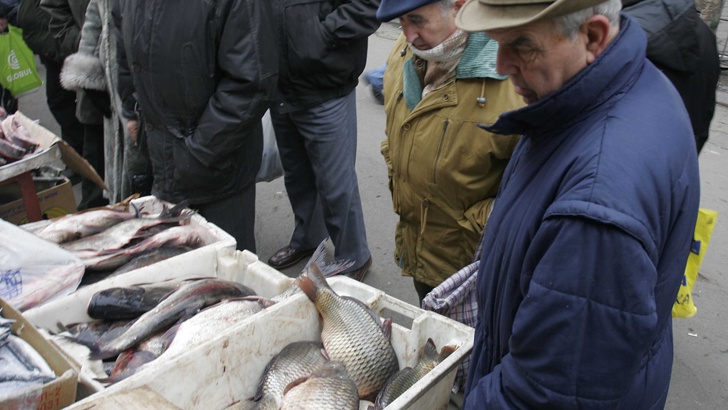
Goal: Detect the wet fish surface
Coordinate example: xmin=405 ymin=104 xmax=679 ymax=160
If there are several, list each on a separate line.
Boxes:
xmin=86 ymin=280 xmax=190 ymax=320
xmin=374 ymin=338 xmax=456 ymax=409
xmin=34 ymin=208 xmax=138 ymax=244
xmin=247 ymin=340 xmax=328 ymax=410
xmin=280 ymin=361 xmax=359 ymax=410
xmin=296 ymin=264 xmax=399 ymax=400
xmin=92 ymin=278 xmax=255 ymax=360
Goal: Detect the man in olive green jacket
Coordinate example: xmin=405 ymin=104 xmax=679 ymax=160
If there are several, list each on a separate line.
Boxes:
xmin=377 ymin=0 xmax=523 ymax=302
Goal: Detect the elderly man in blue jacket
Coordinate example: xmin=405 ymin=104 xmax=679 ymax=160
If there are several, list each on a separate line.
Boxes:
xmin=456 ymin=0 xmax=700 ymax=408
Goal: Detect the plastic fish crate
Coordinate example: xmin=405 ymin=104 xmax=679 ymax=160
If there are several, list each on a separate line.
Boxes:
xmin=22 ymin=246 xmax=293 ymax=399
xmin=59 ymin=270 xmax=474 ymax=410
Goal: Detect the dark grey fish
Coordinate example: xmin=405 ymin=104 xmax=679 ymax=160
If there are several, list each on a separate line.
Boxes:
xmin=91 ymin=278 xmax=256 ymax=360
xmin=86 ymin=279 xmax=192 ymax=320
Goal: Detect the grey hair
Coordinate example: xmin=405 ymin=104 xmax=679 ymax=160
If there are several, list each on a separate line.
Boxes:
xmin=440 ymin=0 xmax=456 ymax=15
xmin=554 ymin=0 xmax=622 ymax=40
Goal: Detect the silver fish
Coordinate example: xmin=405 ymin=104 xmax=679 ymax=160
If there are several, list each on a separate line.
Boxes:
xmin=34 ymin=207 xmax=139 ymax=244
xmin=81 ymin=224 xmax=210 ymax=271
xmin=61 ymin=202 xmax=192 ymax=254
xmin=163 ymin=297 xmax=274 ymax=359
xmin=373 ymin=338 xmax=456 ymax=409
xmin=280 ymin=361 xmax=359 ymax=410
xmin=295 ymin=264 xmax=399 ymax=400
xmin=248 ymin=341 xmax=329 ymax=410
xmin=92 ymin=278 xmax=255 ymax=360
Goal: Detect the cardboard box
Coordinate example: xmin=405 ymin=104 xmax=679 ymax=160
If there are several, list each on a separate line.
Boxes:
xmin=0 ymin=111 xmax=106 ymax=190
xmin=0 ymin=298 xmax=77 ymax=410
xmin=0 ymin=177 xmax=77 ymax=224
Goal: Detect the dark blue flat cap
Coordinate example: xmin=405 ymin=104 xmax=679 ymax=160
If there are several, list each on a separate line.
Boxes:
xmin=377 ymin=0 xmax=442 ymax=21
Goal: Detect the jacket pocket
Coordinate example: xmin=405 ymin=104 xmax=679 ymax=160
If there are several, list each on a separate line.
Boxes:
xmin=172 ymin=137 xmax=228 ymax=193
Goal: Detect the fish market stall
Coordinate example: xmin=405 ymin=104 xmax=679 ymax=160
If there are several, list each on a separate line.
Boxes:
xmin=23 ymin=246 xmax=292 ymax=399
xmin=39 ymin=245 xmax=474 ymax=410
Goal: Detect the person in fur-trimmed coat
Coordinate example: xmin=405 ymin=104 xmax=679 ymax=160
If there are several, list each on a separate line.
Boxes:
xmin=41 ymin=0 xmax=107 ymax=209
xmin=59 ymin=0 xmax=151 ymax=203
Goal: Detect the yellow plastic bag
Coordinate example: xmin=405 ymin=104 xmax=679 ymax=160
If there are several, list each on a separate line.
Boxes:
xmin=673 ymin=208 xmax=719 ymax=318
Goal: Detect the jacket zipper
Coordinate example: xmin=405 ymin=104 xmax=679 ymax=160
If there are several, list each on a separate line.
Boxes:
xmin=432 ymin=119 xmax=449 ymax=184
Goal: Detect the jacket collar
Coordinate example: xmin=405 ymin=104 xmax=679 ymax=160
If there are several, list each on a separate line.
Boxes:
xmin=482 ymin=15 xmax=647 ymax=137
xmin=403 ymin=32 xmax=506 ymax=109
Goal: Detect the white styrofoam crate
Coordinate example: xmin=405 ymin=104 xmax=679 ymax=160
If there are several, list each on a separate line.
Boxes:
xmin=23 ymin=246 xmax=293 ymax=398
xmin=59 ymin=271 xmax=474 ymax=410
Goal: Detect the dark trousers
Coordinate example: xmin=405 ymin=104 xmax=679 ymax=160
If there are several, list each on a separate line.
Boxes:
xmin=270 ymin=91 xmax=371 ymax=271
xmin=78 ymin=123 xmax=108 ymax=210
xmin=41 ymin=58 xmax=85 ymax=154
xmin=414 ymin=280 xmax=435 ymax=305
xmin=195 ymin=183 xmax=257 ymax=253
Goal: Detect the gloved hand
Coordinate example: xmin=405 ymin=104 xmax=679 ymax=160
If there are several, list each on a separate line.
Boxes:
xmin=85 ymin=89 xmax=112 ymax=118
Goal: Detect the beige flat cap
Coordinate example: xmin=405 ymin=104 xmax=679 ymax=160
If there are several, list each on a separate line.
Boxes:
xmin=456 ymin=0 xmax=609 ymax=32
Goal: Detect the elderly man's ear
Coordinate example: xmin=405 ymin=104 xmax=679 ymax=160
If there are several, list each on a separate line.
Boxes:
xmin=583 ymin=15 xmax=616 ymax=64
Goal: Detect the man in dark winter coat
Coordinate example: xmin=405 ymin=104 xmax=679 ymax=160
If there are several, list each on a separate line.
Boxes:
xmin=113 ymin=0 xmax=278 ymax=252
xmin=456 ymin=0 xmax=700 ymax=407
xmin=622 ymin=0 xmax=719 ymax=153
xmin=266 ymin=0 xmax=380 ymax=281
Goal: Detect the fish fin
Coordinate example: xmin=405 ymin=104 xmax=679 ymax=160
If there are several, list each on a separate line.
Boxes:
xmin=320 ymin=259 xmax=356 ymax=277
xmin=253 ymin=351 xmax=281 ymax=401
xmin=89 ymin=346 xmax=118 ymax=361
xmin=282 ymin=375 xmax=309 ymax=395
xmin=381 ymin=318 xmax=393 ymax=341
xmin=164 ymin=200 xmax=191 ymax=218
xmin=320 ymin=347 xmax=330 ymax=361
xmin=422 ymin=338 xmax=438 ymax=361
xmin=295 ymin=274 xmax=317 ymax=302
xmin=303 ymin=239 xmax=329 ymax=272
xmin=438 ymin=344 xmax=458 ymax=363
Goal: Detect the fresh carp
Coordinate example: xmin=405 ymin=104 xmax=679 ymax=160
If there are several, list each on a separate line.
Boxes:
xmin=295 ymin=264 xmax=399 ymax=400
xmin=91 ymin=278 xmax=255 ymax=360
xmin=373 ymin=338 xmax=456 ymax=409
xmin=86 ymin=280 xmax=192 ymax=320
xmin=34 ymin=207 xmax=139 ymax=244
xmin=163 ymin=297 xmax=274 ymax=359
xmin=280 ymin=361 xmax=359 ymax=410
xmin=247 ymin=341 xmax=328 ymax=410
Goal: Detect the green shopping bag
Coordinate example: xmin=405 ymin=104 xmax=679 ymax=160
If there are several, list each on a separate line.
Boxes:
xmin=0 ymin=25 xmax=43 ymax=96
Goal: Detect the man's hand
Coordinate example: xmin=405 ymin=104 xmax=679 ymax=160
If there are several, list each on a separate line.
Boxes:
xmin=0 ymin=17 xmax=8 ymax=33
xmin=127 ymin=119 xmax=139 ymax=146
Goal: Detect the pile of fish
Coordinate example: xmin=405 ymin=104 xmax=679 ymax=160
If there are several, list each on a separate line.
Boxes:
xmin=0 ymin=311 xmax=56 ymax=402
xmin=21 ymin=200 xmax=205 ymax=274
xmin=243 ymin=261 xmax=457 ymax=410
xmin=58 ymin=277 xmax=265 ymax=384
xmin=0 ymin=116 xmax=40 ymax=166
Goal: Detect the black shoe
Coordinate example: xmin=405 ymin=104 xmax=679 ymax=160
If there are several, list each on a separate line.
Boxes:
xmin=268 ymin=246 xmax=317 ymax=269
xmin=342 ymin=257 xmax=372 ymax=282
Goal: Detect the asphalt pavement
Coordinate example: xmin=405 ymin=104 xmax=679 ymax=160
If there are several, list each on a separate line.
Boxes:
xmin=16 ymin=19 xmax=728 ymax=409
